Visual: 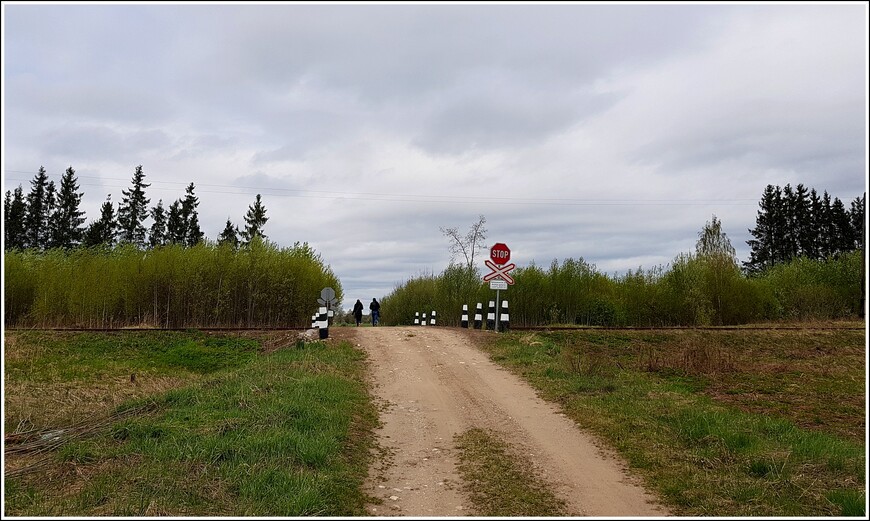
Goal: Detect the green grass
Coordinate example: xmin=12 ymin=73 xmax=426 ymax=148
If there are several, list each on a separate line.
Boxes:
xmin=454 ymin=428 xmax=568 ymax=516
xmin=4 ymin=333 xmax=379 ymax=516
xmin=479 ymin=328 xmax=866 ymax=517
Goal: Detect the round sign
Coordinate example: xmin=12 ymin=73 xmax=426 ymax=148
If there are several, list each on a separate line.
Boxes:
xmin=490 ymin=243 xmax=511 ymax=265
xmin=321 ymin=287 xmax=336 ymax=301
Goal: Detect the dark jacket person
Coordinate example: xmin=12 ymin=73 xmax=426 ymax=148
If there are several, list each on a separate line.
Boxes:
xmin=353 ymin=299 xmax=364 ymax=326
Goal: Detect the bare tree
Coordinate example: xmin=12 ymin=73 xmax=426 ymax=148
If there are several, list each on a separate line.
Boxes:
xmin=440 ymin=215 xmax=488 ymax=270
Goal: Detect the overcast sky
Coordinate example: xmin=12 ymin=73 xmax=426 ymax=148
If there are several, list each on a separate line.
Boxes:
xmin=2 ymin=2 xmax=867 ymax=310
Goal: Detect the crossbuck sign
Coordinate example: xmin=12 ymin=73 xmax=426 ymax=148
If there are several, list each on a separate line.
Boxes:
xmin=483 ymin=259 xmax=516 ymax=285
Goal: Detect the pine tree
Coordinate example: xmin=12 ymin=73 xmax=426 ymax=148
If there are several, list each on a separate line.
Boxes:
xmin=166 ymin=200 xmax=186 ymax=244
xmin=241 ymin=194 xmax=268 ymax=246
xmin=24 ymin=166 xmax=51 ymax=250
xmin=218 ymin=218 xmax=239 ymax=249
xmin=117 ymin=165 xmax=151 ymax=248
xmin=781 ymin=184 xmax=799 ymax=261
xmin=181 ymin=183 xmax=204 ymax=247
xmin=149 ymin=200 xmax=168 ymax=248
xmin=48 ymin=166 xmax=86 ymax=249
xmin=83 ymin=195 xmax=118 ymax=247
xmin=4 ymin=186 xmax=28 ymax=250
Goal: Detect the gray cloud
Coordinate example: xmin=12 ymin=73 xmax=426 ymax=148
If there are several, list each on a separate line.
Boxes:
xmin=3 ymin=3 xmax=866 ymax=304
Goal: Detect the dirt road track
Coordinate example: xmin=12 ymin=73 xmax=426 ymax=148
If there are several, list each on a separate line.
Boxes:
xmin=338 ymin=326 xmax=670 ymax=517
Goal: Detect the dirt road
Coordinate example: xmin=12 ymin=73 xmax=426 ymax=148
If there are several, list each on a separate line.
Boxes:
xmin=339 ymin=326 xmax=670 ymax=517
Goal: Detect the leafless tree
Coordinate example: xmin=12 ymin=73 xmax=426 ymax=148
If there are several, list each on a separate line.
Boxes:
xmin=440 ymin=215 xmax=488 ymax=271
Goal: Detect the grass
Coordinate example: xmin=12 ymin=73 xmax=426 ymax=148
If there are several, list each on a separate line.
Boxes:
xmin=477 ymin=327 xmax=866 ymax=517
xmin=454 ymin=428 xmax=568 ymax=516
xmin=3 ymin=332 xmax=379 ymax=516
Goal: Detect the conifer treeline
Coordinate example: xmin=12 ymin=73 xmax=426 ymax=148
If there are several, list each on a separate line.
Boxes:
xmin=745 ymin=184 xmax=865 ymax=274
xmin=4 ymin=165 xmax=268 ymax=251
xmin=4 ymin=165 xmax=340 ymax=328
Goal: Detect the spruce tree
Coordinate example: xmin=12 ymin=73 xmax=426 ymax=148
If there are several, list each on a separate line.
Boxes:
xmin=181 ymin=183 xmax=204 ymax=247
xmin=166 ymin=200 xmax=186 ymax=244
xmin=819 ymin=191 xmax=834 ymax=258
xmin=149 ymin=200 xmax=168 ymax=248
xmin=218 ymin=218 xmax=239 ymax=249
xmin=830 ymin=197 xmax=853 ymax=255
xmin=849 ymin=194 xmax=866 ymax=250
xmin=117 ymin=165 xmax=151 ymax=248
xmin=83 ymin=195 xmax=118 ymax=247
xmin=4 ymin=186 xmax=28 ymax=250
xmin=49 ymin=166 xmax=86 ymax=249
xmin=807 ymin=188 xmax=823 ymax=260
xmin=241 ymin=194 xmax=268 ymax=246
xmin=792 ymin=183 xmax=812 ymax=258
xmin=24 ymin=166 xmax=51 ymax=250
xmin=745 ymin=185 xmax=778 ymax=274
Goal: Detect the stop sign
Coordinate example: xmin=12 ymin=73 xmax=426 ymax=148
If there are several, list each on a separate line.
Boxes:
xmin=490 ymin=243 xmax=511 ymax=265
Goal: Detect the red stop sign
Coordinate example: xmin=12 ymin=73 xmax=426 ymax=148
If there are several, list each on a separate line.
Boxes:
xmin=490 ymin=243 xmax=511 ymax=265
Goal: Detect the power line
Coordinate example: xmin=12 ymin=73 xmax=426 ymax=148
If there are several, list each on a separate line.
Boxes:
xmin=3 ymin=169 xmax=759 ymax=206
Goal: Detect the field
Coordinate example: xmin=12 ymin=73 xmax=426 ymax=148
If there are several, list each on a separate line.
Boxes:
xmin=477 ymin=325 xmax=866 ymax=516
xmin=3 ymin=331 xmax=378 ymax=516
xmin=3 ymin=324 xmax=866 ymax=517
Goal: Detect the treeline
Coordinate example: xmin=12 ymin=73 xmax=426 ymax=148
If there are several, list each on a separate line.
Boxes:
xmin=381 ymin=212 xmax=865 ymax=327
xmin=4 ymin=239 xmax=342 ymax=328
xmin=4 ymin=165 xmax=268 ymax=251
xmin=4 ymin=165 xmax=341 ymax=328
xmin=745 ymin=184 xmax=864 ymax=273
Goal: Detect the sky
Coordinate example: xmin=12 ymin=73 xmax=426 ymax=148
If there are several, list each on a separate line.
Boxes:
xmin=2 ymin=1 xmax=868 ymax=311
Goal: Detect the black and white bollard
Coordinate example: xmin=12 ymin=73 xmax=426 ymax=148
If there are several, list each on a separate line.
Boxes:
xmin=486 ymin=300 xmax=496 ymax=330
xmin=317 ymin=306 xmax=329 ymax=339
xmin=474 ymin=303 xmax=483 ymax=329
xmin=499 ymin=300 xmax=510 ymax=332
xmin=421 ymin=312 xmax=427 ymax=326
xmin=311 ymin=314 xmax=317 ymax=328
xmin=430 ymin=311 xmax=436 ymax=325
xmin=414 ymin=312 xmax=420 ymax=325
xmin=460 ymin=305 xmax=469 ymax=328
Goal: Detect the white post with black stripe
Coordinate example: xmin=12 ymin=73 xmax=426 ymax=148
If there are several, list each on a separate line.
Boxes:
xmin=414 ymin=312 xmax=420 ymax=325
xmin=474 ymin=303 xmax=483 ymax=329
xmin=317 ymin=306 xmax=329 ymax=339
xmin=430 ymin=311 xmax=436 ymax=325
xmin=421 ymin=312 xmax=427 ymax=326
xmin=461 ymin=305 xmax=469 ymax=328
xmin=499 ymin=300 xmax=510 ymax=332
xmin=486 ymin=300 xmax=496 ymax=330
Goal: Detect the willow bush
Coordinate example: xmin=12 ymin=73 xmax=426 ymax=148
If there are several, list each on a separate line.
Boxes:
xmin=4 ymin=238 xmax=341 ymax=328
xmin=379 ymin=251 xmax=864 ymax=327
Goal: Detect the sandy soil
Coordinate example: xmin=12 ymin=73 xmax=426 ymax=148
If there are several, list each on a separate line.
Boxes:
xmin=337 ymin=326 xmax=670 ymax=517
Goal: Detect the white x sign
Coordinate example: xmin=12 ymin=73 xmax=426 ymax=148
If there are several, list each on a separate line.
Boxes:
xmin=483 ymin=259 xmax=516 ymax=284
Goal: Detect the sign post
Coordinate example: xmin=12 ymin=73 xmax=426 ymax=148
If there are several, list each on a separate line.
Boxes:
xmin=483 ymin=243 xmax=515 ymax=332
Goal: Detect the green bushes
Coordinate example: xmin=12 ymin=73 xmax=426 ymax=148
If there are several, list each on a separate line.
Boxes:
xmin=4 ymin=238 xmax=341 ymax=328
xmin=379 ymin=251 xmax=864 ymax=327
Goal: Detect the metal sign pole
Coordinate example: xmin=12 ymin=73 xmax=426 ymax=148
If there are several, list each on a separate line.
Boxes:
xmin=495 ymin=287 xmax=500 ymax=332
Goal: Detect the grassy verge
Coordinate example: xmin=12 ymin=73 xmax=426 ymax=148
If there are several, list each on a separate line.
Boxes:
xmin=4 ymin=332 xmax=378 ymax=516
xmin=477 ymin=328 xmax=866 ymax=517
xmin=455 ymin=428 xmax=567 ymax=516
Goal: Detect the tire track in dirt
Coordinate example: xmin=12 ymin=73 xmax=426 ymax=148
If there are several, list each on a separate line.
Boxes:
xmin=340 ymin=326 xmax=670 ymax=517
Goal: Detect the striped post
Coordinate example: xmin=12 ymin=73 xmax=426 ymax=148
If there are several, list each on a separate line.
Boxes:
xmin=461 ymin=305 xmax=469 ymax=328
xmin=414 ymin=312 xmax=419 ymax=325
xmin=421 ymin=312 xmax=427 ymax=326
xmin=430 ymin=311 xmax=436 ymax=325
xmin=486 ymin=300 xmax=496 ymax=330
xmin=311 ymin=314 xmax=317 ymax=328
xmin=317 ymin=306 xmax=329 ymax=339
xmin=474 ymin=303 xmax=483 ymax=329
xmin=499 ymin=300 xmax=510 ymax=332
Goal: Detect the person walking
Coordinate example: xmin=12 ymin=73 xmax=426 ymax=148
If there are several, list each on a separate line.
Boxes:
xmin=352 ymin=299 xmax=364 ymax=327
xmin=370 ymin=298 xmax=381 ymax=326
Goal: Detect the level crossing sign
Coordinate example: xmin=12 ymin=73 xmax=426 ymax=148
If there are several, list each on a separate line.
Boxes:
xmin=483 ymin=243 xmax=515 ymax=284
